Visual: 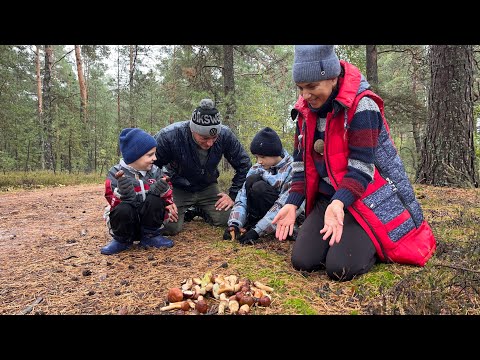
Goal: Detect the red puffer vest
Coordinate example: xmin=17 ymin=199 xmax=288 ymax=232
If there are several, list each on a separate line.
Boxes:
xmin=294 ymin=60 xmax=436 ymax=266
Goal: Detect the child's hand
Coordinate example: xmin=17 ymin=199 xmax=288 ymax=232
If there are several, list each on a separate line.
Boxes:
xmin=149 ymin=178 xmax=170 ymax=197
xmin=117 ymin=176 xmax=136 ymax=203
xmin=238 ymin=229 xmax=259 ymax=245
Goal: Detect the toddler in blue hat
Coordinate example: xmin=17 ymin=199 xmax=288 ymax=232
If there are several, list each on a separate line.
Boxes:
xmin=101 ymin=128 xmax=176 ymax=255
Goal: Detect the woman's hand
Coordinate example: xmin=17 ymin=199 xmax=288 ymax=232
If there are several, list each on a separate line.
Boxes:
xmin=272 ymin=204 xmax=298 ymax=241
xmin=320 ymin=199 xmax=344 ymax=246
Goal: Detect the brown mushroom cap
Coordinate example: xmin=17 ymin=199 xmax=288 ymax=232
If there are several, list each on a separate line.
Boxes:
xmin=258 ymin=296 xmax=271 ymax=307
xmin=239 ymin=295 xmax=255 ymax=307
xmin=167 ymin=288 xmax=184 ymax=303
xmin=181 ymin=301 xmax=191 ymax=311
xmin=195 ymin=299 xmax=208 ymax=314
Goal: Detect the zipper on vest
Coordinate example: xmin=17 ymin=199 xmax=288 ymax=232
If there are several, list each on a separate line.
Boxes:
xmin=302 ymin=119 xmax=308 ymax=213
xmin=385 ymin=177 xmax=419 ymax=228
xmin=323 ymin=112 xmax=337 ymax=188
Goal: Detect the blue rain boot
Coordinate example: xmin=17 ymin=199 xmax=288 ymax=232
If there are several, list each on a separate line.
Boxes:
xmin=100 ymin=235 xmax=133 ymax=255
xmin=139 ymin=226 xmax=174 ymax=249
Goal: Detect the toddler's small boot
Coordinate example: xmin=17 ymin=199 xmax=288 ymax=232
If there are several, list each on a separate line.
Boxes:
xmin=139 ymin=226 xmax=174 ymax=249
xmin=100 ymin=235 xmax=133 ymax=255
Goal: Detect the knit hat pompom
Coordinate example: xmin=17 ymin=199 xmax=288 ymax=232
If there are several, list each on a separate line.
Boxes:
xmin=190 ymin=98 xmax=222 ymax=137
xmin=292 ymin=45 xmax=341 ymax=83
xmin=199 ymin=98 xmax=214 ymax=110
xmin=250 ymin=127 xmax=282 ymax=157
xmin=119 ymin=128 xmax=157 ymax=164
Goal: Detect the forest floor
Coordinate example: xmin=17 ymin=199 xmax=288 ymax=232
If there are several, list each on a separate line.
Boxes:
xmin=1 ymin=183 xmax=479 ymax=315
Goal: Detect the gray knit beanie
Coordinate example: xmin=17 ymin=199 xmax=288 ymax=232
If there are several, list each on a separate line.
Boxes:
xmin=292 ymin=45 xmax=341 ymax=83
xmin=189 ymin=99 xmax=222 ymax=137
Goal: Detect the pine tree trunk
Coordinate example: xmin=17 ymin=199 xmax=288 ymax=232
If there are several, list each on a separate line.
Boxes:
xmin=117 ymin=46 xmax=121 ymax=157
xmin=417 ymin=45 xmax=478 ymax=188
xmin=42 ymin=45 xmax=55 ymax=172
xmin=223 ymin=45 xmax=236 ymax=132
xmin=129 ymin=45 xmax=137 ymax=127
xmin=75 ymin=45 xmax=87 ymax=123
xmin=75 ymin=45 xmax=91 ymax=172
xmin=35 ymin=45 xmax=44 ymax=170
xmin=366 ymin=45 xmax=378 ymax=91
xmin=223 ymin=45 xmax=236 ymax=171
xmin=410 ymin=50 xmax=422 ymax=169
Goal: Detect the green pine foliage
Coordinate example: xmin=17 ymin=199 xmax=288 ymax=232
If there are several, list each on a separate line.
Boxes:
xmin=0 ymin=44 xmax=478 ymax=186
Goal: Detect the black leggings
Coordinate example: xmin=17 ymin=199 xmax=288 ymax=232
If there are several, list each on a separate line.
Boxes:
xmin=291 ymin=197 xmax=377 ymax=281
xmin=244 ymin=174 xmax=279 ymax=228
xmin=109 ymin=194 xmax=166 ymax=242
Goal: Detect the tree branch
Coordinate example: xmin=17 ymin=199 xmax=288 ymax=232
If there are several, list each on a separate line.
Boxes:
xmin=433 ymin=263 xmax=480 ymax=274
xmin=54 ymin=48 xmax=75 ymax=65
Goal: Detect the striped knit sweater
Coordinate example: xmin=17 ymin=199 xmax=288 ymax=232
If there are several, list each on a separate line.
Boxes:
xmin=286 ymin=90 xmax=383 ymax=209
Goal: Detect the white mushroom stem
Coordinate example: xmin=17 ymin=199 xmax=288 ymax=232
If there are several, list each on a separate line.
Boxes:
xmin=253 ymin=281 xmax=274 ymax=293
xmin=160 ymin=301 xmax=187 ymax=311
xmin=238 ymin=304 xmax=250 ymax=315
xmin=186 ymin=299 xmax=196 ymax=309
xmin=192 ymin=285 xmax=201 ymax=299
xmin=228 ymin=299 xmax=239 ymax=314
xmin=212 ymin=283 xmax=220 ymax=299
xmin=218 ymin=293 xmax=228 ymax=315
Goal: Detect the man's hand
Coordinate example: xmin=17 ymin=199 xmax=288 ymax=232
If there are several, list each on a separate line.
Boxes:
xmin=223 ymin=225 xmax=240 ymax=240
xmin=272 ymin=204 xmax=297 ymax=241
xmin=320 ymin=199 xmax=345 ymax=246
xmin=215 ymin=192 xmax=234 ymax=211
xmin=238 ymin=229 xmax=259 ymax=245
xmin=149 ymin=178 xmax=170 ymax=197
xmin=117 ymin=175 xmax=136 ymax=203
xmin=166 ymin=203 xmax=178 ymax=223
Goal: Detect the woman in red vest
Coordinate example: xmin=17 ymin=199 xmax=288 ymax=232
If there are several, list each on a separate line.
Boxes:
xmin=272 ymin=45 xmax=436 ymax=281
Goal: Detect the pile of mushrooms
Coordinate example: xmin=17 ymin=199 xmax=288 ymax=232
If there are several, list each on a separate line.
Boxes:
xmin=160 ymin=272 xmax=273 ymax=315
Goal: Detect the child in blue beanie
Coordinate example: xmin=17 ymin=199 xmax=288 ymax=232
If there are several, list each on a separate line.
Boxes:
xmin=101 ymin=127 xmax=177 ymax=255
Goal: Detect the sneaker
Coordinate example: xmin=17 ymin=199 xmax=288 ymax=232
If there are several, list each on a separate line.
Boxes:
xmin=100 ymin=239 xmax=132 ymax=255
xmin=184 ymin=206 xmax=203 ymax=222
